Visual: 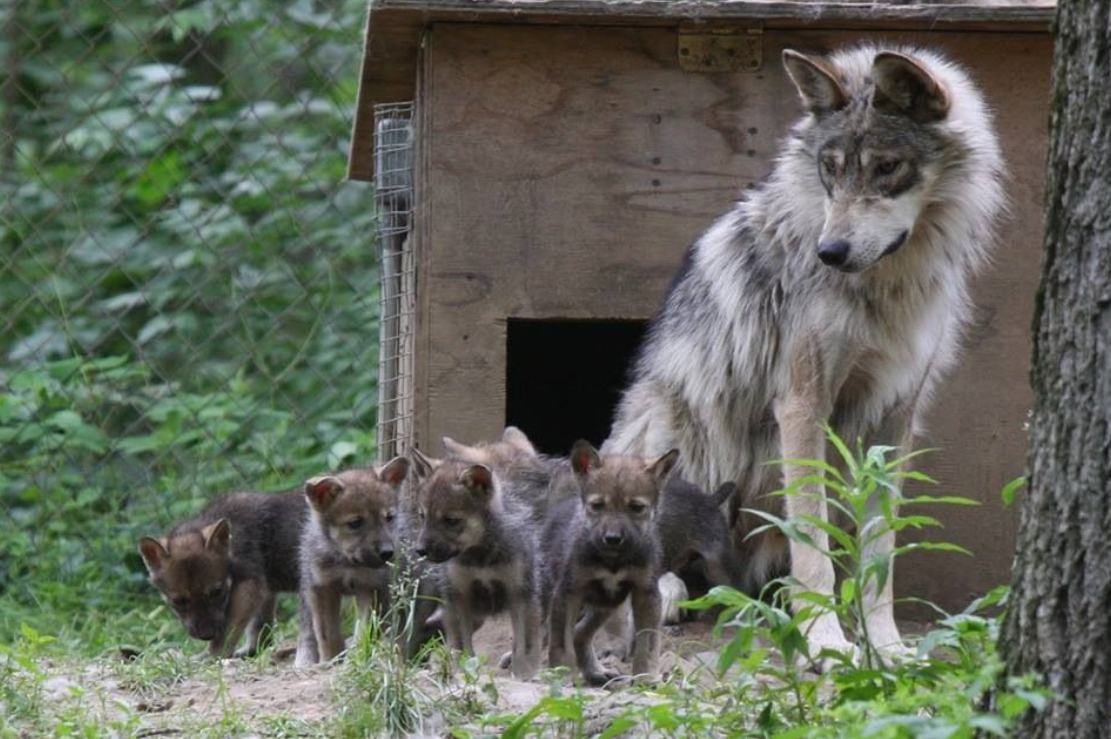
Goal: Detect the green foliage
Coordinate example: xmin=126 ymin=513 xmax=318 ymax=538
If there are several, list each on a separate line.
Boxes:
xmin=0 ymin=0 xmax=379 ymax=653
xmin=483 ymin=430 xmax=1048 ymax=739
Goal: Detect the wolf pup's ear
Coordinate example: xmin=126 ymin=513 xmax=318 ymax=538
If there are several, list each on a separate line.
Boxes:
xmin=378 ymin=456 xmax=410 ymax=487
xmin=712 ymin=481 xmax=738 ymax=509
xmin=647 ymin=449 xmax=680 ymax=486
xmin=570 ymin=440 xmax=602 ymax=477
xmin=138 ymin=537 xmax=169 ymax=575
xmin=871 ymin=51 xmax=949 ymax=123
xmin=783 ymin=50 xmax=848 ymax=115
xmin=502 ymin=426 xmax=537 ymax=456
xmin=458 ymin=464 xmax=494 ymax=500
xmin=202 ymin=518 xmax=232 ymax=554
xmin=410 ymin=448 xmax=440 ymax=481
xmin=305 ymin=475 xmax=345 ymax=510
xmin=441 ymin=436 xmax=475 ymax=459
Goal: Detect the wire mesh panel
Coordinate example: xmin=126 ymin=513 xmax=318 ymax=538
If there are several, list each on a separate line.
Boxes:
xmin=374 ymin=103 xmax=416 ymax=464
xmin=0 ymin=0 xmax=381 ymax=641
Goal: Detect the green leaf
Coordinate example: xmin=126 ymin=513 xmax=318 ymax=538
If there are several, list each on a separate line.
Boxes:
xmin=840 ymin=578 xmax=857 ymax=606
xmin=327 ymin=440 xmax=359 ymax=469
xmin=1001 ymin=477 xmax=1027 ymax=507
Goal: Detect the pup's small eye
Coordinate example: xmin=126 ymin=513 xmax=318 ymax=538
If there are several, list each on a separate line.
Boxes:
xmin=444 ymin=516 xmax=463 ymax=528
xmin=385 ymin=511 xmax=397 ymax=523
xmin=628 ymin=501 xmax=647 ymax=514
xmin=821 ymin=158 xmax=837 ymax=175
xmin=874 ymin=159 xmax=900 ymax=176
xmin=588 ymin=500 xmax=605 ymax=512
xmin=346 ymin=518 xmax=364 ymax=531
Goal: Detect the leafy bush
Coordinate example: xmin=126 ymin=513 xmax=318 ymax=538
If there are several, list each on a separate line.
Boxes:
xmin=0 ymin=0 xmax=380 ymax=652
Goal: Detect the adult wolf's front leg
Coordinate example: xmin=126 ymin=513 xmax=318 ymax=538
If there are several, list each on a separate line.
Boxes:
xmin=775 ymin=340 xmax=854 ymax=668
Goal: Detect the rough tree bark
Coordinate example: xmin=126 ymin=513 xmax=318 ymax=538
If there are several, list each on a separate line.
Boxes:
xmin=998 ymin=1 xmax=1111 ymax=738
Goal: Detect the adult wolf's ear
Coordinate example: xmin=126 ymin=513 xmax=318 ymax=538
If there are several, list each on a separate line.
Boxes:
xmin=570 ymin=440 xmax=602 ymax=477
xmin=410 ymin=448 xmax=440 ymax=481
xmin=871 ymin=51 xmax=949 ymax=123
xmin=783 ymin=50 xmax=848 ymax=114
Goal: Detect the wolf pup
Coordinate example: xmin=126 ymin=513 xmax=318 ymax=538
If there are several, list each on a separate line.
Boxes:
xmin=295 ymin=457 xmax=409 ymax=667
xmin=441 ymin=426 xmax=564 ymax=523
xmin=543 ymin=441 xmax=678 ymax=686
xmin=651 ymin=481 xmax=746 ymax=624
xmin=605 ymin=46 xmax=1005 ymax=662
xmin=411 ymin=449 xmax=542 ymax=680
xmin=138 ymin=490 xmax=306 ymax=658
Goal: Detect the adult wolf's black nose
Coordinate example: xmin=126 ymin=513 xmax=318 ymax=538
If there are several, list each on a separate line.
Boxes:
xmin=817 ymin=239 xmax=850 ymax=267
xmin=379 ymin=547 xmax=394 ymax=561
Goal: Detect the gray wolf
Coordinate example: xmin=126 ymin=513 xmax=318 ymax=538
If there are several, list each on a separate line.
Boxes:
xmin=605 ymin=45 xmax=1004 ymax=661
xmin=542 ymin=441 xmax=677 ymax=685
xmin=138 ymin=489 xmax=305 ymax=658
xmin=294 ymin=458 xmax=409 ymax=666
xmin=411 ymin=450 xmax=542 ymax=679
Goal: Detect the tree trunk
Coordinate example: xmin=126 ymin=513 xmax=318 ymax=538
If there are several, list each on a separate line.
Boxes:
xmin=999 ymin=1 xmax=1111 ymax=738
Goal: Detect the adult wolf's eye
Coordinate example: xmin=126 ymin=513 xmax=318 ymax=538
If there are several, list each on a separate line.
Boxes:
xmin=628 ymin=501 xmax=647 ymax=514
xmin=588 ymin=500 xmax=604 ymax=512
xmin=874 ymin=159 xmax=899 ymax=176
xmin=346 ymin=517 xmax=364 ymax=531
xmin=821 ymin=157 xmax=837 ymax=176
xmin=443 ymin=516 xmax=463 ymax=528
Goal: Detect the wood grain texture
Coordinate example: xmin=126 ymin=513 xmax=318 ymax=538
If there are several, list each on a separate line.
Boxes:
xmin=348 ymin=0 xmax=1055 ymax=179
xmin=417 ymin=22 xmax=1050 ymax=610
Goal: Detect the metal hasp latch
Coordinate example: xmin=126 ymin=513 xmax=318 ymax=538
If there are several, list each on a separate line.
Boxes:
xmin=678 ymin=24 xmax=763 ymax=72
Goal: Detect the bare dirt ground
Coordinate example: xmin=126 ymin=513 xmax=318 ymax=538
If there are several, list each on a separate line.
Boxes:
xmin=34 ymin=615 xmax=726 ymax=737
xmin=34 ymin=616 xmax=928 ymax=737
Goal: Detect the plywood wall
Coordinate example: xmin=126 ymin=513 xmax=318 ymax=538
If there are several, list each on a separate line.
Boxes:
xmin=416 ymin=22 xmax=1050 ymax=611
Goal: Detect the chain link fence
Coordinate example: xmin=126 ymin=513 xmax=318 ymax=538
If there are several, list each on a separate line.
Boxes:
xmin=0 ymin=0 xmax=391 ymax=642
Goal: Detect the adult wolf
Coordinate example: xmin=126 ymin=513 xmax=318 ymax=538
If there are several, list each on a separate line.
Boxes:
xmin=605 ymin=45 xmax=1004 ymax=661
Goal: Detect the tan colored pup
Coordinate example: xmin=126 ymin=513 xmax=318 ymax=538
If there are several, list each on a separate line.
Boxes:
xmin=138 ymin=490 xmax=306 ymax=658
xmin=295 ymin=458 xmax=409 ymax=667
xmin=542 ymin=441 xmax=677 ymax=686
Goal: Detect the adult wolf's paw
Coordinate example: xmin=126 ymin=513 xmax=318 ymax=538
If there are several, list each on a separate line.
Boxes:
xmin=801 ymin=617 xmax=857 ymax=673
xmin=880 ymin=640 xmax=918 ymax=664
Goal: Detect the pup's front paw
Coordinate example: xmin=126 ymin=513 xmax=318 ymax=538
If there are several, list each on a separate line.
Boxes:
xmin=582 ymin=667 xmax=622 ymax=688
xmin=658 ymin=572 xmax=689 ymax=625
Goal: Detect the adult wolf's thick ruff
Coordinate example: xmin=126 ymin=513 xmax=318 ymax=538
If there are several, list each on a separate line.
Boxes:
xmin=606 ymin=45 xmax=1005 ymax=659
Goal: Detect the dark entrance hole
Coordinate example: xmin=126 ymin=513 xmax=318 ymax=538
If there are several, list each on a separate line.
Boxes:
xmin=506 ymin=318 xmax=649 ymax=456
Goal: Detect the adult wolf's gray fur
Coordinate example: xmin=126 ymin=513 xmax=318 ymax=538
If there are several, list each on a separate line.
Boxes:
xmin=605 ymin=45 xmax=1005 ymax=660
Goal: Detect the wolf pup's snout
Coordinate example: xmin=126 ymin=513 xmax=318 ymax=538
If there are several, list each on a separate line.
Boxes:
xmin=817 ymin=238 xmax=851 ymax=267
